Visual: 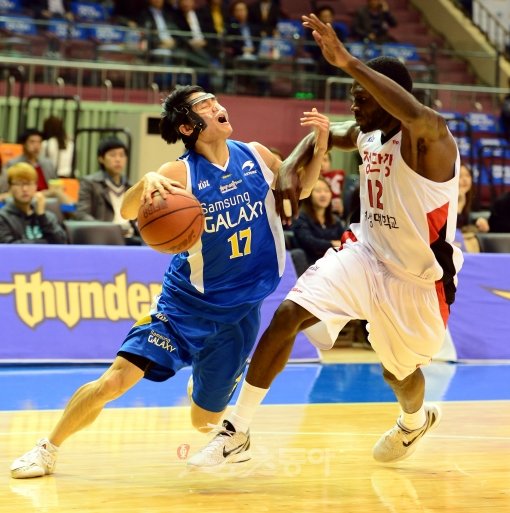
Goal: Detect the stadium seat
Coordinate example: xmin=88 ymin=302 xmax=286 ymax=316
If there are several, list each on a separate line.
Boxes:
xmin=283 ymin=230 xmax=297 ymax=250
xmin=44 ymin=198 xmax=64 ymax=223
xmin=475 ymin=233 xmax=510 ymax=253
xmin=290 ymin=247 xmax=309 ymax=276
xmin=64 ymin=220 xmax=125 ymax=245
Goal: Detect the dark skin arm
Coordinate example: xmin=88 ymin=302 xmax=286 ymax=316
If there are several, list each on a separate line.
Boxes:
xmin=277 ymin=120 xmax=359 ymax=224
xmin=278 ymin=14 xmax=458 ymax=223
xmin=303 ymin=14 xmax=457 ymax=184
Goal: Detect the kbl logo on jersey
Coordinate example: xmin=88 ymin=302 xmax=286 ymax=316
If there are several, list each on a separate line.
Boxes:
xmin=242 ymin=160 xmax=257 ymax=176
xmin=198 ymin=179 xmax=210 ymax=190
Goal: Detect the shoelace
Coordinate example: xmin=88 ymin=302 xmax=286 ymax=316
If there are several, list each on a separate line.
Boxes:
xmin=198 ymin=423 xmax=235 ymax=454
xmin=18 ymin=443 xmax=51 ymax=466
xmin=205 ymin=422 xmax=235 ymax=437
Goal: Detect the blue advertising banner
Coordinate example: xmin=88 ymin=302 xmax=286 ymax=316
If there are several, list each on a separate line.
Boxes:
xmin=448 ymin=253 xmax=510 ymax=359
xmin=0 ymin=245 xmax=319 ymax=362
xmin=1 ymin=247 xmax=508 ymax=362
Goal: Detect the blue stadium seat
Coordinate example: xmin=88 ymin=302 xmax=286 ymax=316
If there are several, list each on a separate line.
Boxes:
xmin=70 ymin=1 xmax=108 ymax=22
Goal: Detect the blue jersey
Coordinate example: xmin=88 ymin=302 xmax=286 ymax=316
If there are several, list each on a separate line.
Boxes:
xmin=159 ymin=140 xmax=285 ymax=323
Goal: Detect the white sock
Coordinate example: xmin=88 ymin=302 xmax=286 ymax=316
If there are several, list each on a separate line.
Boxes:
xmin=227 ymin=381 xmax=269 ymax=433
xmin=399 ymin=406 xmax=426 ymax=431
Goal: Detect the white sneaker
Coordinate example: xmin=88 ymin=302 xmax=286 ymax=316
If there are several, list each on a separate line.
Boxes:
xmin=187 ymin=420 xmax=251 ymax=468
xmin=11 ymin=439 xmax=58 ymax=479
xmin=373 ymin=404 xmax=441 ymax=463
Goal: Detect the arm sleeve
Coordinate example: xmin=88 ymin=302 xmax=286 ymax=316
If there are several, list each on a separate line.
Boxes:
xmin=0 ymin=214 xmax=20 ymax=243
xmin=36 ymin=213 xmax=68 ymax=244
xmin=74 ymin=179 xmax=96 ymax=221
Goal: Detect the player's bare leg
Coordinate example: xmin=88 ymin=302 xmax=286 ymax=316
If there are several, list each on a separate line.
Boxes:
xmin=11 ymin=356 xmax=144 ymax=478
xmin=373 ymin=366 xmax=441 ymax=463
xmin=190 ymin=402 xmax=224 ymax=433
xmin=187 ymin=301 xmax=317 ymax=467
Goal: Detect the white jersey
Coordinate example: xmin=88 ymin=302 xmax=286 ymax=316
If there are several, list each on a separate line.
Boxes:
xmin=288 ymin=129 xmax=464 ymax=378
xmin=351 ymin=129 xmax=463 ymax=301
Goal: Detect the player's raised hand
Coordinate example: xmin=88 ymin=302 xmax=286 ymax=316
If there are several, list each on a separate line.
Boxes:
xmin=300 ymin=108 xmax=330 ymax=155
xmin=302 ymin=13 xmax=351 ymax=69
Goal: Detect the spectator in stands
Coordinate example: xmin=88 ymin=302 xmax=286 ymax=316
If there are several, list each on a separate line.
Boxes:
xmin=198 ymin=0 xmax=227 ymax=37
xmin=111 ymin=0 xmax=146 ymax=27
xmin=292 ymin=176 xmax=345 ymax=265
xmin=305 ymin=5 xmax=348 ymax=98
xmin=225 ymin=0 xmax=261 ymax=61
xmin=0 ymin=163 xmax=67 ymax=244
xmin=75 ymin=137 xmax=142 ymax=245
xmin=248 ymin=0 xmax=282 ymax=38
xmin=456 ymin=163 xmax=489 ymax=251
xmin=139 ymin=0 xmax=211 ymax=88
xmin=457 ymin=163 xmax=489 ymax=231
xmin=1 ymin=129 xmax=71 ymax=204
xmin=30 ymin=0 xmax=74 ymax=22
xmin=138 ymin=0 xmax=180 ymax=59
xmin=42 ymin=116 xmax=74 ymax=178
xmin=351 ymin=0 xmax=397 ymax=44
xmin=486 ymin=191 xmax=510 ymax=233
xmin=173 ymin=0 xmax=219 ymax=63
xmin=197 ymin=0 xmax=228 ymax=60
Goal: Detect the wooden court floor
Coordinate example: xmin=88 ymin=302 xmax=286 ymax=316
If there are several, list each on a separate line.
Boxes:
xmin=1 ymin=401 xmax=509 ymax=513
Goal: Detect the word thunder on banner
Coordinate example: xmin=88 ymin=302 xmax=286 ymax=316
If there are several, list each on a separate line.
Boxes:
xmin=0 ymin=245 xmax=319 ymax=363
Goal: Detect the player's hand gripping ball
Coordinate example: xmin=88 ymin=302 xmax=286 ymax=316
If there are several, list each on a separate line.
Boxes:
xmin=137 ymin=189 xmax=205 ymax=253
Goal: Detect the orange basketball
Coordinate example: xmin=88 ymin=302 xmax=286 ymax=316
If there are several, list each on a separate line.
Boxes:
xmin=137 ymin=190 xmax=205 ymax=254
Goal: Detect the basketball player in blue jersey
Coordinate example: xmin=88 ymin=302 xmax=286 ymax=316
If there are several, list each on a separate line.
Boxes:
xmin=10 ymin=85 xmax=330 ymax=479
xmin=190 ymin=15 xmax=464 ymax=467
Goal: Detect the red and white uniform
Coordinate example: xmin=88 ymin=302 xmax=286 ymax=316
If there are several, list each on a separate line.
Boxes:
xmin=287 ymin=130 xmax=463 ymax=379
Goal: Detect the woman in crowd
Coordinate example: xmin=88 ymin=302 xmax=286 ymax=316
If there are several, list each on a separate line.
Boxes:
xmin=292 ymin=176 xmax=345 ymax=265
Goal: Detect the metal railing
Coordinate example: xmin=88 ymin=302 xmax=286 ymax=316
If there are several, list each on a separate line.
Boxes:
xmin=471 ymin=0 xmax=510 ymax=54
xmin=325 ymin=77 xmax=510 ymax=113
xmin=0 ymin=55 xmax=196 ymax=102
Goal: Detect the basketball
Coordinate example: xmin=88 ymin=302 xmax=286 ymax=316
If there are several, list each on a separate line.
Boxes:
xmin=137 ymin=189 xmax=205 ymax=254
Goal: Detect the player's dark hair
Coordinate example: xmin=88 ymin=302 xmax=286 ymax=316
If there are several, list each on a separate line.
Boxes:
xmin=160 ymin=85 xmax=205 ymax=149
xmin=365 ymin=56 xmax=413 ymax=93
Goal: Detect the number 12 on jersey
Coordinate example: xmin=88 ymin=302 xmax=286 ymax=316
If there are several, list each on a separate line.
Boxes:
xmin=367 ymin=179 xmax=384 ymax=209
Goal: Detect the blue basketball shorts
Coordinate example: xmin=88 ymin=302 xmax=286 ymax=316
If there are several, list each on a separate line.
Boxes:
xmin=119 ymin=299 xmax=262 ymax=412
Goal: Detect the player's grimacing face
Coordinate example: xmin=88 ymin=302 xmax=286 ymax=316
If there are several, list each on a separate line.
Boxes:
xmin=189 ymin=92 xmax=231 ymax=135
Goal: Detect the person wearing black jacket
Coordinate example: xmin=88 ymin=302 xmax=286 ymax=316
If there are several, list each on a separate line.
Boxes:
xmin=488 ymin=191 xmax=510 ymax=233
xmin=0 ymin=163 xmax=67 ymax=244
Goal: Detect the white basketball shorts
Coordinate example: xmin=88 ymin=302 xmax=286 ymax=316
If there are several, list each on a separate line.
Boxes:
xmin=286 ymin=241 xmax=447 ymax=380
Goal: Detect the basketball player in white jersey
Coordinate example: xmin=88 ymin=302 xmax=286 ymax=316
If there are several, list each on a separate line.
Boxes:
xmin=189 ymin=14 xmax=463 ymax=466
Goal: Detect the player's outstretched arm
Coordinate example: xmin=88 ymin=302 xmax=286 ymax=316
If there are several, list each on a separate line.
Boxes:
xmin=303 ymin=13 xmax=457 ymax=181
xmin=303 ymin=15 xmax=442 ymax=135
xmin=276 ymin=118 xmax=358 ymax=224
